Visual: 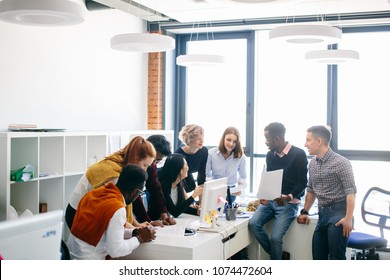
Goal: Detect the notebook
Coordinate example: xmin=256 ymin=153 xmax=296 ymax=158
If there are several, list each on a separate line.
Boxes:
xmin=257 ymin=169 xmax=284 ymax=200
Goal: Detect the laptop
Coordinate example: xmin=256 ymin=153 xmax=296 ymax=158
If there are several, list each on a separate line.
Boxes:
xmin=257 ymin=169 xmax=284 ymax=200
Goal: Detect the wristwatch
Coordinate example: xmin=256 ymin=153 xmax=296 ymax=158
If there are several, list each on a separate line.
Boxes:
xmin=300 ymin=209 xmax=309 ymax=215
xmin=132 ymin=229 xmax=139 ymax=237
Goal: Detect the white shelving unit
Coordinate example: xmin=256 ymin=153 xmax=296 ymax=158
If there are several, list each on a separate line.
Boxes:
xmin=0 ymin=130 xmax=174 ymax=221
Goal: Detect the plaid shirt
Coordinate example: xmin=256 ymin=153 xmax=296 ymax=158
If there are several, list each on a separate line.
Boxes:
xmin=307 ymin=149 xmax=357 ymax=207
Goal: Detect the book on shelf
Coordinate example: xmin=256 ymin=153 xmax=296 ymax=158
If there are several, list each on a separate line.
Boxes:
xmin=8 ymin=124 xmax=65 ymax=132
xmin=8 ymin=124 xmax=37 ymax=130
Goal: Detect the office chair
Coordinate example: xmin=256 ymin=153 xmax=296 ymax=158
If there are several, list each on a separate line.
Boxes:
xmin=348 ymin=187 xmax=390 ymax=260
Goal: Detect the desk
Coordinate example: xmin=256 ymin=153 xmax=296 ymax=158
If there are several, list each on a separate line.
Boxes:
xmin=247 ymin=216 xmax=318 ymax=260
xmin=123 ymin=214 xmax=254 ymax=260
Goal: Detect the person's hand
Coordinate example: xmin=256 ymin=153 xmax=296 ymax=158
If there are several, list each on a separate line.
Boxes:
xmin=274 ymin=196 xmax=290 ymax=206
xmin=232 ymin=191 xmax=241 ymax=196
xmin=160 ymin=213 xmax=176 ymax=225
xmin=138 ymin=221 xmax=151 ymax=228
xmin=125 ymin=222 xmax=135 ymax=229
xmin=136 ymin=227 xmax=156 ymax=243
xmin=162 ymin=216 xmax=176 ymax=225
xmin=335 ymin=217 xmax=354 ymax=237
xmin=259 ymin=199 xmax=268 ymax=205
xmin=297 ymin=214 xmax=310 ymax=225
xmin=150 ymin=220 xmax=164 ymax=227
xmin=192 ymin=185 xmax=204 ymax=198
xmin=191 ymin=203 xmax=200 ymax=209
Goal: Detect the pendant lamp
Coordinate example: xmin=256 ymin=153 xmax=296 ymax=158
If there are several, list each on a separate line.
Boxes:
xmin=176 ymin=21 xmax=224 ymax=67
xmin=212 ymin=0 xmax=286 ymax=3
xmin=229 ymin=0 xmax=278 ymax=2
xmin=111 ymin=33 xmax=175 ymax=53
xmin=0 ymin=0 xmax=86 ymax=26
xmin=269 ymin=24 xmax=342 ymax=45
xmin=176 ymin=54 xmax=224 ymax=67
xmin=305 ymin=49 xmax=359 ymax=64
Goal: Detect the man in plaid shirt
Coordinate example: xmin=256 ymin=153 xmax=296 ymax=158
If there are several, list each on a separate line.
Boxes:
xmin=298 ymin=125 xmax=357 ymax=260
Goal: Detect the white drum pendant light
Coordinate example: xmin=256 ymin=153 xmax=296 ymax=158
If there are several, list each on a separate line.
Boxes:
xmin=305 ymin=49 xmax=360 ymax=64
xmin=176 ymin=54 xmax=224 ymax=67
xmin=269 ymin=24 xmax=342 ymax=45
xmin=111 ymin=33 xmax=175 ymax=53
xmin=231 ymin=0 xmax=278 ymax=2
xmin=0 ymin=0 xmax=86 ymax=26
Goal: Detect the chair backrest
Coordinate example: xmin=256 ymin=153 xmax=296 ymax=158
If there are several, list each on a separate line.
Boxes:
xmin=361 ymin=187 xmax=390 ymax=238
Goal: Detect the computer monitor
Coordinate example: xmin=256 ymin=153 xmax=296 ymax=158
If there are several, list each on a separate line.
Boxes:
xmin=199 ymin=177 xmax=228 ymax=228
xmin=0 ymin=210 xmax=63 ymax=260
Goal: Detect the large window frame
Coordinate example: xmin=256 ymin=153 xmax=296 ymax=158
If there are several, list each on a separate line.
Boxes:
xmin=329 ymin=25 xmax=390 ymax=161
xmin=173 ymin=31 xmax=257 ymax=190
xmin=165 ymin=25 xmax=390 ymax=194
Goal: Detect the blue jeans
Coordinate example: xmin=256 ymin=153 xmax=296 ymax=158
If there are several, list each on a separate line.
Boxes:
xmin=312 ymin=201 xmax=349 ymax=260
xmin=248 ymin=201 xmax=298 ymax=260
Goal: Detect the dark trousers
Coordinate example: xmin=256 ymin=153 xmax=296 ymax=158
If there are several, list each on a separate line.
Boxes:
xmin=312 ymin=201 xmax=349 ymax=260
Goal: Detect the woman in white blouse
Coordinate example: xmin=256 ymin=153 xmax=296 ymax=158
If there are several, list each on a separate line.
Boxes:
xmin=206 ymin=127 xmax=247 ymax=204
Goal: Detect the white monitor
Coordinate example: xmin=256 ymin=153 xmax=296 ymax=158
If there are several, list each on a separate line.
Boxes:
xmin=0 ymin=210 xmax=63 ymax=260
xmin=199 ymin=177 xmax=228 ymax=228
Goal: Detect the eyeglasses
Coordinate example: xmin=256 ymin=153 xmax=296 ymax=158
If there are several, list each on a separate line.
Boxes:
xmin=135 ymin=188 xmax=145 ymax=198
xmin=128 ymin=188 xmax=145 ymax=205
xmin=155 ymin=157 xmax=164 ymax=164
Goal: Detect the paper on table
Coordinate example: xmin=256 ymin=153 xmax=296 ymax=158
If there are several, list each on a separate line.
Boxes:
xmin=155 ymin=225 xmax=186 ymax=237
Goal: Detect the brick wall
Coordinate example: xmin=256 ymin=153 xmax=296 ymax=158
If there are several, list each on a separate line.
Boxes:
xmin=147 ymin=50 xmax=163 ymax=130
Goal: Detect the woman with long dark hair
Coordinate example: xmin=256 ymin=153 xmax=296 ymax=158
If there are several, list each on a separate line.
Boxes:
xmin=160 ymin=153 xmax=203 ymax=218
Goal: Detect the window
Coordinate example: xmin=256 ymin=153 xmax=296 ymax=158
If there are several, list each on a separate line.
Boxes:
xmin=252 ymin=30 xmax=328 ymax=191
xmin=171 ymin=27 xmax=390 ymax=216
xmin=185 ymin=37 xmax=248 ymax=147
xmin=338 ymin=30 xmax=390 ymax=151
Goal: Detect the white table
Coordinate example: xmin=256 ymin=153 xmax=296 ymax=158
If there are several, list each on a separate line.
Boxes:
xmin=247 ymin=216 xmax=318 ymax=260
xmin=123 ymin=213 xmax=254 ymax=260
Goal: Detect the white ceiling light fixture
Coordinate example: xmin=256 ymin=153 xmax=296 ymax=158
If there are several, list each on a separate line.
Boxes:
xmin=111 ymin=33 xmax=175 ymax=53
xmin=0 ymin=0 xmax=87 ymax=26
xmin=110 ymin=0 xmax=175 ymax=53
xmin=176 ymin=54 xmax=224 ymax=66
xmin=229 ymin=0 xmax=278 ymax=3
xmin=305 ymin=49 xmax=360 ymax=64
xmin=176 ymin=22 xmax=224 ymax=67
xmin=211 ymin=0 xmax=290 ymax=3
xmin=269 ymin=24 xmax=342 ymax=45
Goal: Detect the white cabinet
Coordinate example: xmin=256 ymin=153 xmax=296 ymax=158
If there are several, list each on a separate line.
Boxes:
xmin=0 ymin=130 xmax=174 ymax=221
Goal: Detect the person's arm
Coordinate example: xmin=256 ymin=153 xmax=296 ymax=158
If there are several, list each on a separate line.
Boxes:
xmin=145 ymin=165 xmax=169 ymax=220
xmin=132 ymin=196 xmax=150 ymax=223
xmin=334 ymin=159 xmax=356 ymax=236
xmin=164 ymin=185 xmax=201 ymax=218
xmin=290 ymin=151 xmax=309 ymax=199
xmin=105 ymin=209 xmax=141 ymax=258
xmin=196 ymin=147 xmax=208 ymax=186
xmin=205 ymin=150 xmax=212 ymax=180
xmin=297 ymin=191 xmax=316 ymax=225
xmin=106 ymin=209 xmax=156 ymax=259
xmin=166 ymin=194 xmax=195 ymax=218
xmin=234 ymin=155 xmax=247 ymax=195
xmin=335 ymin=193 xmax=355 ymax=237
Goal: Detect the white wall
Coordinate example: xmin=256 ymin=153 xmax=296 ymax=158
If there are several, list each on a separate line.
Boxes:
xmin=0 ymin=9 xmax=148 ymax=131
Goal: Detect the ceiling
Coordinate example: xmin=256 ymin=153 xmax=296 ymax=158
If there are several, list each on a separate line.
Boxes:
xmin=93 ymin=0 xmax=390 ymax=33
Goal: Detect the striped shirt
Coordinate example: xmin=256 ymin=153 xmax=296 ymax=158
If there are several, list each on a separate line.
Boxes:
xmin=307 ymin=149 xmax=357 ymax=207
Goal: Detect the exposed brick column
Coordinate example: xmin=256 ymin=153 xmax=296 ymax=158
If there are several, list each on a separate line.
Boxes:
xmin=147 ymin=50 xmax=163 ymax=130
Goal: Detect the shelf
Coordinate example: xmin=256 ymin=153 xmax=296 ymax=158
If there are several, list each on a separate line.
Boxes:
xmin=0 ymin=130 xmax=174 ymax=221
